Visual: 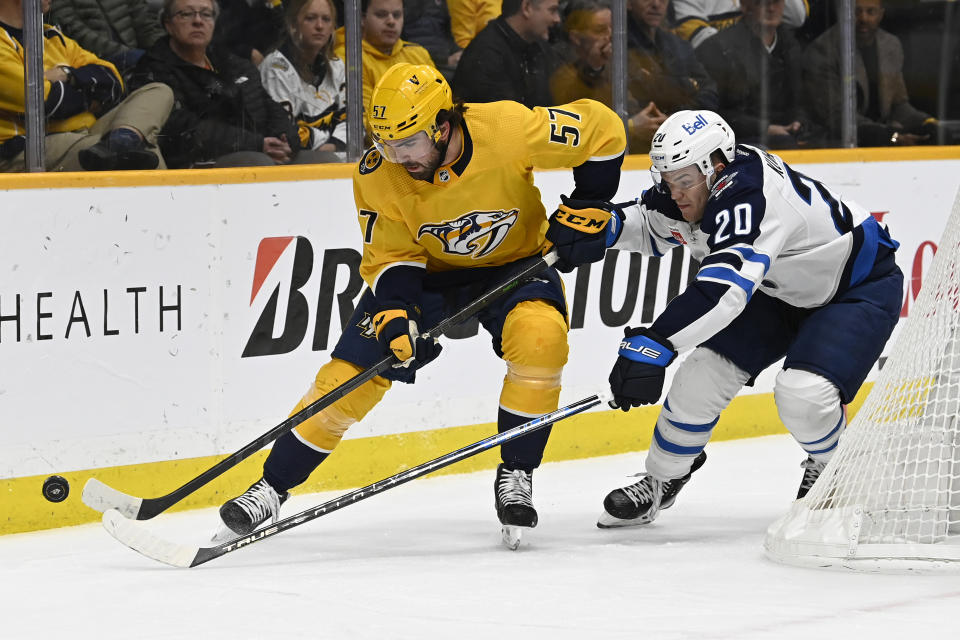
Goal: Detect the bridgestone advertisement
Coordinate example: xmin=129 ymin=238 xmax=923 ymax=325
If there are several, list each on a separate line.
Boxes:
xmin=1 ymin=158 xmax=958 ymax=478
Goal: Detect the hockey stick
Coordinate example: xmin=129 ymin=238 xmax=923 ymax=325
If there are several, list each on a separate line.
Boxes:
xmin=83 ymin=252 xmax=558 ymax=520
xmin=103 ymin=391 xmax=610 ymax=567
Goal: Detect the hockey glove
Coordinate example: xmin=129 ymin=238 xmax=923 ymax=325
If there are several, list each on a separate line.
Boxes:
xmin=373 ymin=307 xmax=443 ymax=370
xmin=608 ymin=327 xmax=677 ymax=412
xmin=545 ymin=194 xmax=624 ymax=272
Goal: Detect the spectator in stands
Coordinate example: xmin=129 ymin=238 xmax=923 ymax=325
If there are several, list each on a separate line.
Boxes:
xmin=550 ymin=0 xmax=612 ymax=95
xmin=448 ymin=0 xmax=500 ymax=49
xmin=402 ymin=0 xmax=461 ymax=81
xmin=695 ymin=0 xmax=822 ymax=149
xmin=333 ymin=0 xmax=434 ymax=118
xmin=673 ymin=0 xmax=808 ymax=48
xmin=453 ymin=0 xmax=559 ymax=107
xmin=625 ymin=0 xmax=717 ymax=149
xmin=550 ymin=0 xmax=665 ymax=151
xmin=48 ymin=0 xmax=166 ymax=77
xmin=131 ymin=0 xmax=325 ymax=167
xmin=0 ymin=0 xmax=172 ymax=171
xmin=803 ymin=0 xmax=940 ymax=147
xmin=212 ymin=0 xmax=285 ymax=66
xmin=260 ymin=0 xmax=345 ymax=161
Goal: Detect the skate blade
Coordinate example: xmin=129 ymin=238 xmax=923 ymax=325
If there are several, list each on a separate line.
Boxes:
xmin=209 ymin=521 xmax=240 ymax=545
xmin=596 ymin=510 xmax=655 ymax=529
xmin=501 ymin=525 xmax=526 ymax=550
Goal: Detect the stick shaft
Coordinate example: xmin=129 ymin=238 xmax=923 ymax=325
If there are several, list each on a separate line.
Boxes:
xmin=191 ymin=393 xmax=601 ymax=566
xmin=126 ymin=253 xmax=557 ymax=519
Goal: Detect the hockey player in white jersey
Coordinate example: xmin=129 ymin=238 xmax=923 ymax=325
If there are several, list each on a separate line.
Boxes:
xmin=568 ymin=110 xmax=903 ymax=527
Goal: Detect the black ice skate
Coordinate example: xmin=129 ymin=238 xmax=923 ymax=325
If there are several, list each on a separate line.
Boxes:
xmin=796 ymin=456 xmax=827 ymax=499
xmin=214 ymin=478 xmax=289 ymax=540
xmin=598 ymin=450 xmax=707 ymax=529
xmin=495 ymin=464 xmax=537 ymax=550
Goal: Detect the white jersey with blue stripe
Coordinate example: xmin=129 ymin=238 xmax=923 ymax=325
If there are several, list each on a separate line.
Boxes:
xmin=614 ymin=144 xmax=898 ymax=352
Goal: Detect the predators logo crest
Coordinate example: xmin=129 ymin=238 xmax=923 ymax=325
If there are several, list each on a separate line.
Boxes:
xmin=418 ymin=209 xmax=519 ymax=258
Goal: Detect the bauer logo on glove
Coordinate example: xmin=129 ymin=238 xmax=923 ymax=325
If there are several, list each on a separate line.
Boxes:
xmin=608 ymin=327 xmax=677 ymax=410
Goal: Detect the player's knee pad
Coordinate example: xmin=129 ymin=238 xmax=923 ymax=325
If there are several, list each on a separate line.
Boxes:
xmin=499 ymin=300 xmax=568 ymax=415
xmin=664 ymin=348 xmax=750 ymax=423
xmin=774 ymin=368 xmax=844 ymax=462
xmin=647 ymin=348 xmax=750 ymax=480
xmin=292 ymin=358 xmax=391 ymax=451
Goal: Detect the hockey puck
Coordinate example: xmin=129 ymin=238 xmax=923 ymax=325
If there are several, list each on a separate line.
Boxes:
xmin=42 ymin=475 xmax=70 ymax=503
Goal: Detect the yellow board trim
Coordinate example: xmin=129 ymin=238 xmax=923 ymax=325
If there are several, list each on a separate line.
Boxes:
xmin=622 ymin=145 xmax=960 ymax=172
xmin=1 ymin=385 xmax=871 ymax=535
xmin=0 ymin=147 xmax=956 ymax=191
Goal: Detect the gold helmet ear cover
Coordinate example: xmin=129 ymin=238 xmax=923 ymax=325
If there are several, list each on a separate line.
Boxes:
xmin=369 ymin=63 xmax=454 ymax=146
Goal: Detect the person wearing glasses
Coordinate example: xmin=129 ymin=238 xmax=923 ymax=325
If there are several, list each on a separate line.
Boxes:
xmin=129 ymin=0 xmax=329 ymax=167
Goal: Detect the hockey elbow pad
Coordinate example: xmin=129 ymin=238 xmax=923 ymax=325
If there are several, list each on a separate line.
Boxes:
xmin=545 ymin=194 xmax=623 ymax=272
xmin=608 ymin=327 xmax=677 ymax=411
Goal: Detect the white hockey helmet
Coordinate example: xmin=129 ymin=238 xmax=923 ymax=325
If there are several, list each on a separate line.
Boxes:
xmin=649 ymin=110 xmax=736 ymax=183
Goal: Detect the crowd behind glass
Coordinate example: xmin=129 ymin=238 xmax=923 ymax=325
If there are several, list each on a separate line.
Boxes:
xmin=1 ymin=0 xmax=957 ymax=172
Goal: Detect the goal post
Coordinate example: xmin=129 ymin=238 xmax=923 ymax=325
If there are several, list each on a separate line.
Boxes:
xmin=764 ymin=188 xmax=960 ymax=573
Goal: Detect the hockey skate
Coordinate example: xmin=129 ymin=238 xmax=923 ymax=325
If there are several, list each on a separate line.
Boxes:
xmin=212 ymin=478 xmax=289 ymax=542
xmin=598 ymin=451 xmax=707 ymax=528
xmin=796 ymin=456 xmax=826 ymax=499
xmin=495 ymin=464 xmax=537 ymax=550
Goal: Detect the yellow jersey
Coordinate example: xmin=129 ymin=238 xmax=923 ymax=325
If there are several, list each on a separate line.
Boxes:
xmin=352 ymin=98 xmax=626 ymax=298
xmin=0 ymin=24 xmax=120 ymax=141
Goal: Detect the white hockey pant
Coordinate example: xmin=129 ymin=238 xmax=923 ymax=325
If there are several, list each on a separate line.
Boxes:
xmin=774 ymin=368 xmax=845 ymax=464
xmin=646 ymin=348 xmax=750 ymax=480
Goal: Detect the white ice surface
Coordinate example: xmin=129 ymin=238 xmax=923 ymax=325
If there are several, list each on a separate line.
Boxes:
xmin=2 ymin=434 xmax=958 ymax=639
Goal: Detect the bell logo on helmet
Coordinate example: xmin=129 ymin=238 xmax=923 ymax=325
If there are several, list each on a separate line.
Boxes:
xmin=681 ymin=114 xmax=709 ymax=135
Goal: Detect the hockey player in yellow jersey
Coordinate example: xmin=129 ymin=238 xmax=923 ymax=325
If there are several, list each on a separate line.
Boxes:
xmin=217 ymin=62 xmax=626 ymax=549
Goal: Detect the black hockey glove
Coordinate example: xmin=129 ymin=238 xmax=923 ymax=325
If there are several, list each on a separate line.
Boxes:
xmin=608 ymin=327 xmax=677 ymax=412
xmin=373 ymin=306 xmax=443 ymax=370
xmin=545 ymin=195 xmax=624 ymax=272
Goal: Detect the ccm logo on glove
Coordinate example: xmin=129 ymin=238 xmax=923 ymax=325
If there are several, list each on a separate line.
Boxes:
xmin=553 ymin=206 xmax=609 ymax=233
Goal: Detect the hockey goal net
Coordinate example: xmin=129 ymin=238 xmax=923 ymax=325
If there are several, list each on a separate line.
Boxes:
xmin=765 ymin=188 xmax=960 ymax=572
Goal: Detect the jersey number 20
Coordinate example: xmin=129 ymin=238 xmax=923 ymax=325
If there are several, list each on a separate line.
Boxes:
xmin=713 ymin=203 xmax=752 ymax=244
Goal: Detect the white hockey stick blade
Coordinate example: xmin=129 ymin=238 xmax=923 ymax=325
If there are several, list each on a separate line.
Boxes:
xmin=82 ymin=478 xmax=143 ymax=518
xmin=501 ymin=525 xmax=524 ymax=551
xmin=102 ymin=509 xmax=198 ymax=568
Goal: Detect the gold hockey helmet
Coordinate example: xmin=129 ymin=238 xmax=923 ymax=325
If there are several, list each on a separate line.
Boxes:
xmin=369 ymin=63 xmax=453 ymax=154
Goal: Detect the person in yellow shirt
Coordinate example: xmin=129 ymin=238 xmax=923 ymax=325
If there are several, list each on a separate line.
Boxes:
xmin=216 ymin=62 xmax=626 ymax=550
xmin=0 ymin=0 xmax=172 ymax=171
xmin=448 ymin=0 xmax=501 ymax=49
xmin=333 ymin=0 xmax=433 ymax=122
